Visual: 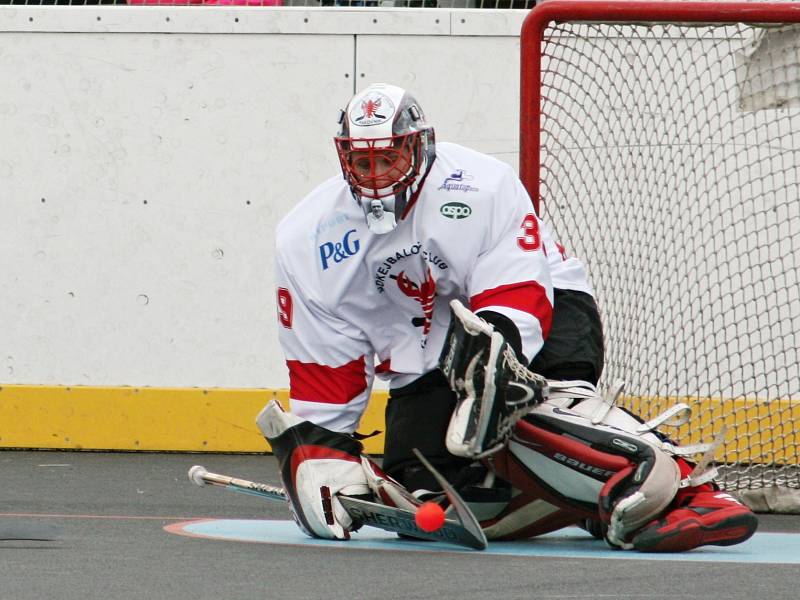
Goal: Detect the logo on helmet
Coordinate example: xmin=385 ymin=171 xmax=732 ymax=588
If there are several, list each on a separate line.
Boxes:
xmin=350 ymin=93 xmax=396 ymax=127
xmin=440 ymin=202 xmax=472 ymax=220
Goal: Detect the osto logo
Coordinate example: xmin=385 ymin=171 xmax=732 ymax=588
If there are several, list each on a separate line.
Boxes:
xmin=440 ymin=202 xmax=472 ymax=220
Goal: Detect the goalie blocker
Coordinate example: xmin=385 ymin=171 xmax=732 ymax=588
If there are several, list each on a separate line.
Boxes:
xmin=438 ymin=300 xmax=758 ymax=551
xmin=257 ymin=400 xmax=441 ymax=541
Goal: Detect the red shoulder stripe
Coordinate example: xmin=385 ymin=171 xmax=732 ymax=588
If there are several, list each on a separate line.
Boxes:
xmin=470 ymin=281 xmax=553 ymax=338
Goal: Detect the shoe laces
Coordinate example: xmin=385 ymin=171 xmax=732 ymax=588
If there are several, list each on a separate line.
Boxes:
xmin=502 ymin=345 xmax=546 ymax=388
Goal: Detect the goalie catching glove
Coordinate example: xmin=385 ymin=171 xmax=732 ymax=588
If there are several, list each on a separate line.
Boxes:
xmin=439 ymin=299 xmax=548 ymax=458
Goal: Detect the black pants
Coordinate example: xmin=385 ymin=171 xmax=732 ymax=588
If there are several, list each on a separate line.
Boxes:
xmin=382 ymin=289 xmax=604 ymax=491
xmin=529 ymin=288 xmax=604 ymax=384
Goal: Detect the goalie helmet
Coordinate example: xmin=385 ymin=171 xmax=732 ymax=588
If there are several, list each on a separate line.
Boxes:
xmin=335 ymin=83 xmax=436 ymax=234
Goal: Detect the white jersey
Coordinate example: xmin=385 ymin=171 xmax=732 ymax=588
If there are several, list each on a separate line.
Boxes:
xmin=275 ymin=143 xmax=593 ymax=432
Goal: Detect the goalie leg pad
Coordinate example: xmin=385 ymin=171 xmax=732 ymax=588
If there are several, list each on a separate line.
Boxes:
xmin=256 ymin=400 xmax=372 ymax=540
xmin=494 ymin=400 xmax=681 ymax=548
xmin=440 ymin=300 xmax=547 ymax=458
xmin=502 ymin=416 xmax=631 ymax=511
xmin=475 ymin=489 xmax=586 ymax=541
xmin=507 ymin=384 xmax=752 ymax=551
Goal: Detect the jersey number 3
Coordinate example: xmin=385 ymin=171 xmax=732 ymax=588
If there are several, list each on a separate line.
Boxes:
xmin=517 ymin=213 xmax=541 ymax=251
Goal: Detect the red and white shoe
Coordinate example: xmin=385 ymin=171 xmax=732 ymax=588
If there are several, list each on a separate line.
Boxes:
xmin=631 ymin=484 xmax=758 ymax=552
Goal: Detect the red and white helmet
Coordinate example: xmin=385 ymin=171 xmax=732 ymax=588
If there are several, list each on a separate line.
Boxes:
xmin=335 ymin=83 xmax=436 ymax=234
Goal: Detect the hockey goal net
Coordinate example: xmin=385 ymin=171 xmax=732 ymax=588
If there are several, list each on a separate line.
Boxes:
xmin=521 ymin=1 xmax=800 ymax=511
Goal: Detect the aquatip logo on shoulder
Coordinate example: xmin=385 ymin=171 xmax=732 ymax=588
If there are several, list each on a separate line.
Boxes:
xmin=440 ymin=202 xmax=472 ymax=219
xmin=438 ymin=169 xmax=479 ymax=193
xmin=351 ymin=93 xmax=396 ymax=127
xmin=319 ymin=229 xmax=360 ymax=270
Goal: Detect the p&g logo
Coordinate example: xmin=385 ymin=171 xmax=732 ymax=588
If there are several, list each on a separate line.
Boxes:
xmin=320 ymin=229 xmax=360 ymax=270
xmin=440 ymin=202 xmax=472 ymax=220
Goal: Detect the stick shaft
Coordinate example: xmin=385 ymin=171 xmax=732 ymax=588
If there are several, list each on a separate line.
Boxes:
xmin=189 ymin=466 xmax=287 ymax=503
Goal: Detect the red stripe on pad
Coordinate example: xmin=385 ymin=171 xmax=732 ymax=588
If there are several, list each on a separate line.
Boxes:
xmin=515 ymin=419 xmax=631 ymax=471
xmin=470 ymin=281 xmax=553 ymax=338
xmin=290 ymin=446 xmax=361 ymax=480
xmin=287 ymin=357 xmax=367 ymax=405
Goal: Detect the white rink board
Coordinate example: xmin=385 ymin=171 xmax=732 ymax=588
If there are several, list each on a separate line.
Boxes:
xmin=0 ymin=8 xmax=524 ymax=388
xmin=356 ymin=34 xmax=521 ymax=169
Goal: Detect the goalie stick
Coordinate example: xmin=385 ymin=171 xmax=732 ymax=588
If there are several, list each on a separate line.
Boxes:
xmin=188 ymin=449 xmax=488 ymax=550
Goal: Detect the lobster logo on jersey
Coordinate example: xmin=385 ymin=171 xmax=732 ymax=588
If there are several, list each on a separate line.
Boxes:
xmin=373 ymin=243 xmax=448 ymax=347
xmin=392 ymin=268 xmax=436 ymax=337
xmin=350 ymin=93 xmax=396 ymax=127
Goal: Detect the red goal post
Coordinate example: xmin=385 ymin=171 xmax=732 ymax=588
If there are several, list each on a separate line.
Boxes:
xmin=520 ymin=1 xmax=800 ymax=511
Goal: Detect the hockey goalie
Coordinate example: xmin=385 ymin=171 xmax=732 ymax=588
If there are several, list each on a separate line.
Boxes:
xmin=258 ymin=82 xmax=758 ymax=552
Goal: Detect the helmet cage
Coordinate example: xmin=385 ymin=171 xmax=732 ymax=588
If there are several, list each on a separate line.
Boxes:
xmin=335 ymin=131 xmax=425 ymax=200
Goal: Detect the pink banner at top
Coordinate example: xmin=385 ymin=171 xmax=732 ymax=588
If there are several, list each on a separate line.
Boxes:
xmin=127 ymin=0 xmax=284 ymax=5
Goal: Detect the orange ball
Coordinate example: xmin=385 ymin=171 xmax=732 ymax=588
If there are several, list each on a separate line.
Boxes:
xmin=415 ymin=501 xmax=446 ymax=532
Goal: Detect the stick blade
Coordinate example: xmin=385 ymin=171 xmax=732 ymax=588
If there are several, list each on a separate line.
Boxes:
xmin=339 ymin=450 xmax=488 ymax=550
xmin=412 ymin=448 xmax=488 ymax=549
xmin=338 ymin=495 xmax=486 ymax=550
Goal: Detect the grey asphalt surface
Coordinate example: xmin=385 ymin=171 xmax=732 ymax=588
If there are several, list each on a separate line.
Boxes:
xmin=1 ymin=451 xmax=798 ymax=600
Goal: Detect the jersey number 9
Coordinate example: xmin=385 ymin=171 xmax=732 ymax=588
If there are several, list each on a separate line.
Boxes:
xmin=277 ymin=287 xmax=293 ymax=328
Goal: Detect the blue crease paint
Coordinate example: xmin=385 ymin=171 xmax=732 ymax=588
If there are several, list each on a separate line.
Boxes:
xmin=169 ymin=519 xmax=800 ymax=564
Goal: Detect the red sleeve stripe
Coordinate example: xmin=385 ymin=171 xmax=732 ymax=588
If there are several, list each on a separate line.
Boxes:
xmin=470 ymin=281 xmax=553 ymax=339
xmin=287 ymin=357 xmax=367 ymax=405
xmin=375 ymin=359 xmax=393 ymax=374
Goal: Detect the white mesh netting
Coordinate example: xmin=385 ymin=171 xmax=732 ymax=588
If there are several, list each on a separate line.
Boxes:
xmin=532 ymin=6 xmax=800 ymax=510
